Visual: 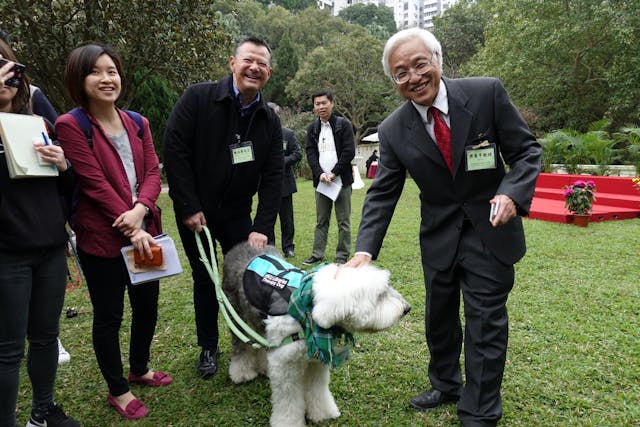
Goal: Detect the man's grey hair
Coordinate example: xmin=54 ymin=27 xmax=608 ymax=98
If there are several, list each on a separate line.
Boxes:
xmin=381 ymin=28 xmax=443 ymax=79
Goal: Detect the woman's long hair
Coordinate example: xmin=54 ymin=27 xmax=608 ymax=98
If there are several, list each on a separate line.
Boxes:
xmin=0 ymin=39 xmax=30 ymax=113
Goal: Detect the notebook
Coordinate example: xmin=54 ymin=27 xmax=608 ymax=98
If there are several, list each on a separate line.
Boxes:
xmin=0 ymin=112 xmax=58 ymax=179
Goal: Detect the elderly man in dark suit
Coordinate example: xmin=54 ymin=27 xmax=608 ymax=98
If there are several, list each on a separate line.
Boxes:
xmin=345 ymin=28 xmax=541 ymax=426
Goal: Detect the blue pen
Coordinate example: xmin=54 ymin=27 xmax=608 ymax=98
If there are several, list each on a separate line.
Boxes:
xmin=153 ymin=233 xmax=167 ymax=239
xmin=41 ymin=132 xmax=51 ymax=146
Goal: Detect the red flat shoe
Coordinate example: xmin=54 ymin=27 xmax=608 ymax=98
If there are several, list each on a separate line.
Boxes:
xmin=107 ymin=394 xmax=148 ymax=420
xmin=128 ymin=370 xmax=173 ymax=387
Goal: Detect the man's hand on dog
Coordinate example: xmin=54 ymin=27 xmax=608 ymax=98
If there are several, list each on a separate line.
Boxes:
xmin=342 ymin=253 xmax=371 ymax=269
xmin=248 ymin=232 xmax=268 ymax=249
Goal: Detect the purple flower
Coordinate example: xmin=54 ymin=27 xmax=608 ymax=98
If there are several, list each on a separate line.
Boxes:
xmin=573 ymin=180 xmax=586 ymax=188
xmin=563 ymin=188 xmax=574 ymax=198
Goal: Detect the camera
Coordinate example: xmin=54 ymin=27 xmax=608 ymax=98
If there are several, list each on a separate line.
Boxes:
xmin=0 ymin=58 xmax=26 ymax=88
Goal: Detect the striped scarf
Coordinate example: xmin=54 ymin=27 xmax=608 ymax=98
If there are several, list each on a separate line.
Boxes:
xmin=287 ymin=270 xmax=355 ymax=368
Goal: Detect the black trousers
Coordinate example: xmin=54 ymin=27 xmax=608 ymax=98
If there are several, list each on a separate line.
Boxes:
xmin=422 ymin=224 xmax=514 ymax=426
xmin=79 ymin=250 xmax=159 ymax=397
xmin=177 ymin=215 xmax=252 ymax=351
xmin=267 ymin=195 xmax=295 ymax=252
xmin=0 ymin=246 xmax=67 ymax=425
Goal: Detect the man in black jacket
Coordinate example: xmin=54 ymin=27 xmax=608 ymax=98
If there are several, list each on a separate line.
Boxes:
xmin=163 ymin=37 xmax=284 ymax=379
xmin=302 ymin=89 xmax=355 ymax=265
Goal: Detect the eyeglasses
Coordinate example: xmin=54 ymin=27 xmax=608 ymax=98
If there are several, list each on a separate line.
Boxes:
xmin=391 ymin=57 xmax=436 ymax=84
xmin=241 ymin=57 xmax=271 ymax=70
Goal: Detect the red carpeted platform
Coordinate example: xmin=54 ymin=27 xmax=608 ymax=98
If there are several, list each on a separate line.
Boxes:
xmin=529 ymin=173 xmax=640 ymax=224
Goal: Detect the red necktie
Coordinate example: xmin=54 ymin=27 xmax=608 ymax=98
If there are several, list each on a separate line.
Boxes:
xmin=429 ymin=106 xmax=453 ymax=174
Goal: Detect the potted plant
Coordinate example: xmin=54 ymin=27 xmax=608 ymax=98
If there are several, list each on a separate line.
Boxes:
xmin=563 ymin=179 xmax=597 ymax=226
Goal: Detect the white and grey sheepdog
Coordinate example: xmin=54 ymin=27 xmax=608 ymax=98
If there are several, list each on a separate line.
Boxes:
xmin=221 ymin=242 xmax=411 ymax=427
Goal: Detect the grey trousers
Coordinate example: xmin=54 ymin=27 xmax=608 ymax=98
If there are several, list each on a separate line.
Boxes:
xmin=312 ymin=185 xmax=351 ymax=261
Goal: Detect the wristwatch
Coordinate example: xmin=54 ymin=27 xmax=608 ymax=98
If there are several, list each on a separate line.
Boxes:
xmin=137 ymin=202 xmax=150 ymax=217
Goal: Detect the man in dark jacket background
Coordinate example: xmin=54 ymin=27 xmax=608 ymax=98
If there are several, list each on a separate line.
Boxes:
xmin=163 ymin=36 xmax=284 ymax=379
xmin=302 ymin=89 xmax=355 ymax=265
xmin=266 ymin=102 xmax=302 ymax=258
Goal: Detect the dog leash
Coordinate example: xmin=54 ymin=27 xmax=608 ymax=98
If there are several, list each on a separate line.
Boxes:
xmin=195 ymin=226 xmax=270 ymax=349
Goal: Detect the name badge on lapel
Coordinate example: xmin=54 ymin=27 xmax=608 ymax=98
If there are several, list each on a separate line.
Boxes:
xmin=465 ymin=140 xmax=497 ymax=171
xmin=230 ymin=140 xmax=255 ymax=165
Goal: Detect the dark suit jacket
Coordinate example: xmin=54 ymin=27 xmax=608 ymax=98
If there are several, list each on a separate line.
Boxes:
xmin=355 ymin=77 xmax=542 ymax=270
xmin=282 ymin=127 xmax=302 ymax=196
xmin=306 ymin=114 xmax=355 ymax=188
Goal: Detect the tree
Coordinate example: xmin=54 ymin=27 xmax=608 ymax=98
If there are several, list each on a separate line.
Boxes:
xmin=286 ymin=29 xmax=400 ymax=142
xmin=254 ymin=6 xmax=355 ymax=107
xmin=128 ymin=71 xmax=179 ymax=160
xmin=288 ymin=8 xmax=354 ymax=56
xmin=272 ymin=0 xmax=316 ymax=12
xmin=338 ymin=4 xmax=396 ymax=40
xmin=212 ymin=0 xmax=266 ymax=40
xmin=431 ymin=0 xmax=490 ymax=78
xmin=0 ymin=0 xmax=233 ymax=113
xmin=263 ymin=33 xmax=299 ymax=105
xmin=466 ymin=0 xmax=640 ymax=132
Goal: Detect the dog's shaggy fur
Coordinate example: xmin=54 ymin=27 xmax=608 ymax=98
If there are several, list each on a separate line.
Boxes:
xmin=222 ymin=242 xmax=411 ymax=427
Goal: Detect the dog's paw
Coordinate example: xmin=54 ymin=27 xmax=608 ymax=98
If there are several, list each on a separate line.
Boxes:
xmin=229 ymin=362 xmax=258 ymax=383
xmin=229 ymin=367 xmax=258 ymax=384
xmin=306 ymin=397 xmax=340 ymax=423
xmin=306 ymin=407 xmax=340 ymax=423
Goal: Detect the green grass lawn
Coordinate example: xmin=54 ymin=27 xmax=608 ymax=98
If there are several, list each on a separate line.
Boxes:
xmin=18 ymin=178 xmax=640 ymax=426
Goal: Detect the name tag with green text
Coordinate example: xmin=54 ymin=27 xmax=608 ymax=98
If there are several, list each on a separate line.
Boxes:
xmin=230 ymin=141 xmax=255 ymax=164
xmin=465 ymin=141 xmax=497 ymax=171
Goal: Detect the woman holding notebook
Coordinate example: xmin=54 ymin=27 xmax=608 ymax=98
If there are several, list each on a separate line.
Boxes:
xmin=55 ymin=44 xmax=170 ymax=421
xmin=0 ymin=40 xmax=79 ymax=427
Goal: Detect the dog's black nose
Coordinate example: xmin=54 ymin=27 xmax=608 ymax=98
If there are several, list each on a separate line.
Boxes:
xmin=404 ymin=305 xmax=411 ymax=315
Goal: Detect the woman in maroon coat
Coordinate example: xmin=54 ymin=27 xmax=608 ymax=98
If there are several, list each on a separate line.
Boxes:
xmin=56 ymin=44 xmax=171 ymax=420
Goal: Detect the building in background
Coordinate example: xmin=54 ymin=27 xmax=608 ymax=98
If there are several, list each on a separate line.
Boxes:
xmin=317 ymin=0 xmax=387 ymax=16
xmin=393 ymin=0 xmax=458 ymax=29
xmin=317 ymin=0 xmax=458 ymax=29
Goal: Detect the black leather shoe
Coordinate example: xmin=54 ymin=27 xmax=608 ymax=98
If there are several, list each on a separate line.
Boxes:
xmin=197 ymin=348 xmax=218 ymax=379
xmin=409 ymin=389 xmax=459 ymax=411
xmin=284 ymin=250 xmax=295 ymax=258
xmin=302 ymin=255 xmax=323 ymax=265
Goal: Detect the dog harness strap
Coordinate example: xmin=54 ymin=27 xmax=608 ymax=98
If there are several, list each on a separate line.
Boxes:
xmin=194 ymin=227 xmax=270 ymax=349
xmin=279 ymin=332 xmax=304 ymax=346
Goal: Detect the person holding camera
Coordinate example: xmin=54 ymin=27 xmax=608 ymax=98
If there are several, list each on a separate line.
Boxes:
xmin=0 ymin=27 xmax=72 ymax=368
xmin=0 ymin=40 xmax=79 ymax=427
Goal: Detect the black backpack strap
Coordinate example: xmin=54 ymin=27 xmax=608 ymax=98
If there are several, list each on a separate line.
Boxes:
xmin=69 ymin=107 xmax=94 ymax=149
